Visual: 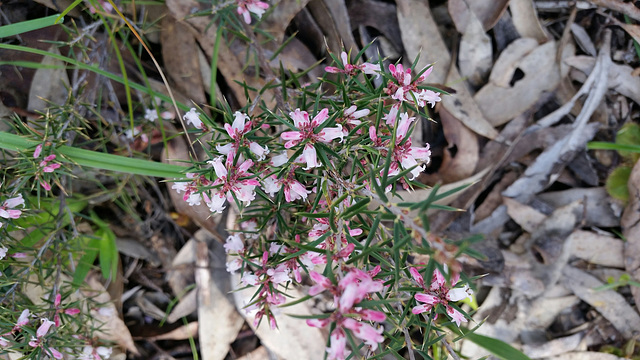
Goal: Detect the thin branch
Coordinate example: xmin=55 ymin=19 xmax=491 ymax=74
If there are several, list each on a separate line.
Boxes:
xmin=586 ymin=0 xmax=640 ymax=22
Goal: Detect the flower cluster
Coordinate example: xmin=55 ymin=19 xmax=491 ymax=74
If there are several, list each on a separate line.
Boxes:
xmin=384 ymin=64 xmax=441 ymax=108
xmin=411 ymin=267 xmax=473 ymax=326
xmin=325 ymin=52 xmax=381 ymax=78
xmin=281 ymin=108 xmax=344 ymax=170
xmin=170 ymin=59 xmax=463 ymax=357
xmin=307 ymin=267 xmax=386 ymax=360
xmin=34 ymin=144 xmax=61 ymax=191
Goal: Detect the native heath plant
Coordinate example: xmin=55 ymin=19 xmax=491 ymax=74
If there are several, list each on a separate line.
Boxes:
xmin=0 ymin=1 xmax=525 ymax=359
xmin=169 ymin=42 xmax=481 ymax=357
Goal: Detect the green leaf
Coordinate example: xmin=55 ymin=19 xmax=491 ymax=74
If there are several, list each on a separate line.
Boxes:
xmin=98 ymin=228 xmax=118 ymax=280
xmin=0 ymin=132 xmax=188 ymax=178
xmin=460 ymin=332 xmax=531 ymax=360
xmin=616 ymin=123 xmax=640 ymax=162
xmin=72 ymin=236 xmax=100 ymax=287
xmin=606 ymin=166 xmax=632 ymax=202
xmin=0 ymin=15 xmax=63 ymax=38
xmin=588 ymin=141 xmax=640 ymax=153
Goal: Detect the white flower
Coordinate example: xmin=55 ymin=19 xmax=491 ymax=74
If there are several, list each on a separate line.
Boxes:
xmin=144 ymin=108 xmax=158 ymax=122
xmin=183 ymin=108 xmax=203 ymax=129
xmin=224 ymin=234 xmax=245 ymax=253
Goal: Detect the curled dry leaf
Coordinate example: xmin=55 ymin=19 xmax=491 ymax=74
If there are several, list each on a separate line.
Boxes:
xmin=545 ymin=352 xmax=627 ymax=360
xmin=448 ymin=0 xmax=510 ymax=32
xmin=522 ymin=332 xmax=584 ymax=359
xmin=475 ymin=40 xmax=561 ymax=126
xmin=566 ymin=230 xmax=624 ymax=268
xmin=565 ymin=55 xmax=640 ymax=105
xmin=510 ymin=0 xmax=550 ymax=43
xmin=503 ymin=197 xmax=546 ymax=233
xmin=423 ymin=106 xmax=479 ymax=184
xmin=260 ymin=0 xmax=313 ymax=44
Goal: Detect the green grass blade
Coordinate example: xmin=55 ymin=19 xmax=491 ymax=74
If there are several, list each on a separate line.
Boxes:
xmin=0 ymin=15 xmax=63 ymax=38
xmin=588 ymin=141 xmax=640 ymax=153
xmin=0 ymin=132 xmax=187 ymax=178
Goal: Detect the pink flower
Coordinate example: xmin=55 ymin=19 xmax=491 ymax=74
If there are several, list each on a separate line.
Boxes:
xmin=342 ymin=318 xmax=384 ymax=351
xmin=220 ymin=111 xmax=269 ymax=161
xmin=34 ymin=148 xmax=61 ymax=190
xmin=33 ymin=144 xmax=42 ymax=159
xmin=326 ymin=328 xmax=350 ymax=360
xmin=447 ymin=306 xmax=467 ymax=327
xmin=237 ymin=0 xmax=269 ymax=24
xmin=0 ymin=194 xmax=25 ymax=220
xmin=280 ymin=108 xmax=343 ymax=170
xmin=15 ymin=309 xmax=30 ymax=328
xmin=36 ymin=319 xmax=55 ymax=338
xmin=411 ymin=267 xmax=473 ymax=326
xmin=325 ymin=52 xmax=381 ymax=78
xmin=385 ymin=64 xmax=441 ymax=108
xmin=206 ymin=157 xmax=259 ymax=212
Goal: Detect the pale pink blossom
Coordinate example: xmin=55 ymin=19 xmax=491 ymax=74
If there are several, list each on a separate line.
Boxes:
xmin=16 ymin=309 xmax=30 ymax=327
xmin=0 ymin=194 xmax=24 ymax=220
xmin=325 ymin=51 xmax=381 ymax=79
xmin=326 ymin=328 xmax=350 ymax=360
xmin=220 ymin=111 xmax=269 ymax=161
xmin=280 ymin=108 xmax=343 ymax=169
xmin=226 ymin=259 xmax=243 ymax=273
xmin=33 ymin=144 xmax=42 ymax=159
xmin=270 ymin=151 xmax=289 ymax=167
xmin=385 ymin=64 xmax=441 ymax=108
xmin=206 ymin=157 xmax=259 ymax=213
xmin=224 ymin=234 xmax=245 ymax=253
xmin=342 ymin=318 xmax=384 ymax=351
xmin=236 ymin=0 xmax=269 ymax=24
xmin=411 ymin=267 xmax=473 ymax=326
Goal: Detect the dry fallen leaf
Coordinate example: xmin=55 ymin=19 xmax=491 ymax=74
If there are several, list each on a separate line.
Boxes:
xmin=396 ymin=0 xmax=499 ymax=139
xmin=510 ymin=0 xmax=550 ymax=43
xmin=27 ymin=45 xmax=70 ymax=112
xmin=448 ymin=0 xmax=510 ymax=32
xmin=84 ymin=273 xmax=139 ymax=355
xmin=195 ymin=230 xmax=245 ymax=360
xmin=475 ymin=40 xmax=560 ymax=126
xmin=503 ymin=197 xmax=546 ymax=233
xmin=147 ymin=322 xmax=199 ymax=341
xmin=161 ymin=14 xmax=207 ymax=105
xmin=561 ymin=266 xmax=640 ymax=339
xmin=423 ymin=106 xmax=479 ymax=184
xmin=458 ymin=9 xmax=493 ymax=87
